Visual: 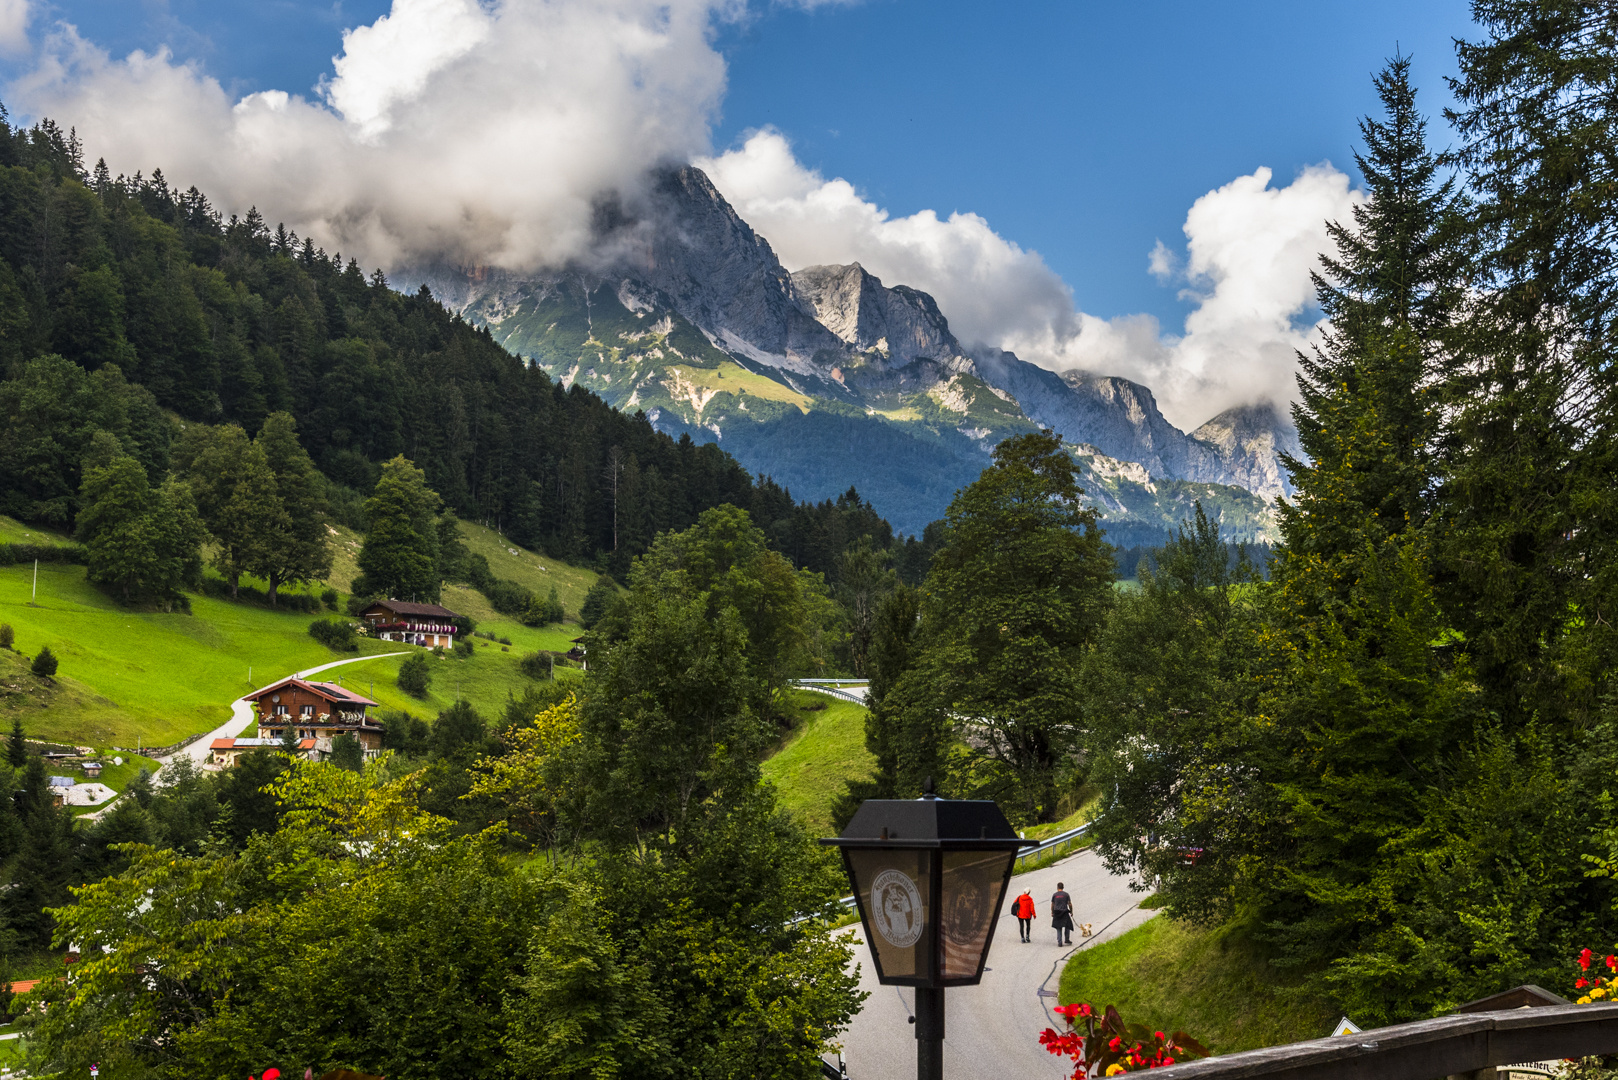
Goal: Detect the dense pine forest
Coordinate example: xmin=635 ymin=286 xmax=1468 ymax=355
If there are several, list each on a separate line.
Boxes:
xmin=0 ymin=106 xmax=907 ymax=585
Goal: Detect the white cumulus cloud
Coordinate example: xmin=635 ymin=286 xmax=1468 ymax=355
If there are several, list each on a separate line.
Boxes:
xmin=0 ymin=0 xmax=30 ymax=54
xmin=9 ymin=0 xmax=736 ymax=270
xmin=702 ymin=129 xmax=1361 ymax=428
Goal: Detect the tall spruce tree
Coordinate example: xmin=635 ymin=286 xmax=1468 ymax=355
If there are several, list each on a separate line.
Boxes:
xmin=252 ymin=412 xmax=332 ymax=605
xmin=1260 ymin=56 xmax=1476 ymax=987
xmin=1444 ymin=1 xmax=1618 ymax=725
xmin=355 ymin=456 xmax=443 ymax=603
xmin=1283 ymin=53 xmax=1462 ymax=568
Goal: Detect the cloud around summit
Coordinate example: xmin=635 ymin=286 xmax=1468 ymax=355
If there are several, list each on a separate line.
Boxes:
xmin=4 ymin=0 xmax=1360 ymax=428
xmin=11 ymin=0 xmax=731 ymax=271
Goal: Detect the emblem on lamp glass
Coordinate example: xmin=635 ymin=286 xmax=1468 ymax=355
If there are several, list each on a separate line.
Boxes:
xmin=870 ymin=868 xmax=924 ymax=947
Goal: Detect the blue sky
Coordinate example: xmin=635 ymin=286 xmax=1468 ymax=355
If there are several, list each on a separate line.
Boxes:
xmin=1 ymin=0 xmax=1480 ymax=421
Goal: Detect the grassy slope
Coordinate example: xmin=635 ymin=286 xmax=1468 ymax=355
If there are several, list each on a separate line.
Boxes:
xmin=0 ymin=515 xmax=72 ymax=545
xmin=761 ymin=690 xmax=876 ymax=836
xmin=1059 ymin=917 xmax=1335 ymax=1055
xmin=0 ymin=520 xmax=600 ymax=749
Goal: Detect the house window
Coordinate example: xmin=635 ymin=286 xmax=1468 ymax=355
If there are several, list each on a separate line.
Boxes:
xmin=275 ymin=705 xmax=288 ymax=716
xmin=301 ymin=705 xmax=314 ymax=717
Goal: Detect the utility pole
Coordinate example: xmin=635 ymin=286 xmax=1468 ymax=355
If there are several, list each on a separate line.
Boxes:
xmin=32 ymin=559 xmax=38 ymax=602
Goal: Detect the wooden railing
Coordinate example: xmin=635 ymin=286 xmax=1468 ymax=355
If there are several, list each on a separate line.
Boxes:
xmin=1152 ymin=1002 xmax=1618 ymax=1080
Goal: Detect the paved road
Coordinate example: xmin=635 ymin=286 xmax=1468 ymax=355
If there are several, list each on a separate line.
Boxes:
xmin=834 ymin=847 xmax=1156 ymax=1080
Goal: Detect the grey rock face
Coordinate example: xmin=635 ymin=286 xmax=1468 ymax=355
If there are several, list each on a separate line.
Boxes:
xmin=1187 ymin=401 xmax=1301 ymax=500
xmin=791 ymin=262 xmax=964 ymax=368
xmin=598 ymin=167 xmax=846 ymax=366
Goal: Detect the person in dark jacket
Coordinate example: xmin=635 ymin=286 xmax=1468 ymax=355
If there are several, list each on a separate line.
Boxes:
xmin=1013 ymin=890 xmax=1035 ymax=942
xmin=1051 ymin=883 xmax=1074 ymax=945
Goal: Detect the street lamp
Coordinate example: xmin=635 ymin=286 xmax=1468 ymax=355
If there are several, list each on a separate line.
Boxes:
xmin=821 ymin=784 xmax=1036 ymax=1080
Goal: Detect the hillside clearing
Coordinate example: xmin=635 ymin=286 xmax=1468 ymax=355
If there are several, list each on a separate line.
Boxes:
xmin=762 ymin=690 xmax=875 ymax=836
xmin=0 ymin=554 xmax=585 ymax=748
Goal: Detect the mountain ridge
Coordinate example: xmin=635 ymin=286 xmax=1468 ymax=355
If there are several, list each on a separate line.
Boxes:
xmin=405 ymin=165 xmax=1298 ymax=538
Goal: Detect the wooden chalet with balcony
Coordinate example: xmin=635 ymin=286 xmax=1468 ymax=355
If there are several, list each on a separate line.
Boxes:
xmin=244 ymin=677 xmax=384 ymax=758
xmin=360 ymin=599 xmax=462 ymax=649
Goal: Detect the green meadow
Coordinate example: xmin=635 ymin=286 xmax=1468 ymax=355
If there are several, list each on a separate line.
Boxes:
xmin=0 ymin=516 xmax=594 ymax=751
xmin=761 ymin=689 xmax=876 ymax=836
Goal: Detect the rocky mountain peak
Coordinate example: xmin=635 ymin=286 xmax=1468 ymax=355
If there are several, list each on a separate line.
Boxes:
xmin=1189 ymin=400 xmax=1302 ymax=499
xmin=790 ymin=262 xmax=963 ymax=368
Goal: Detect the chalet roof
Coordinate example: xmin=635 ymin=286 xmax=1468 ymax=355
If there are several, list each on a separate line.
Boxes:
xmin=306 ymin=681 xmax=379 ymax=706
xmin=363 ymin=599 xmax=460 ymax=619
xmin=48 ymin=776 xmax=73 ymax=788
xmin=244 ymin=676 xmax=379 ymax=708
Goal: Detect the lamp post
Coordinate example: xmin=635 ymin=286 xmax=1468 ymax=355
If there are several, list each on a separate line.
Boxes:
xmin=821 ymin=784 xmax=1035 ymax=1080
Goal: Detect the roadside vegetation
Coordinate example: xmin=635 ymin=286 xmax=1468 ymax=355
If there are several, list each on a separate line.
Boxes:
xmin=1059 ymin=917 xmax=1335 ymax=1054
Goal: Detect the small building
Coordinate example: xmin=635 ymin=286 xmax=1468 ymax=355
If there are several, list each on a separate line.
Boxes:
xmin=567 ymin=637 xmax=587 ymax=671
xmin=359 ymin=600 xmax=462 ymax=649
xmin=82 ymin=761 xmax=102 ymax=778
xmin=209 ymin=737 xmax=316 ymax=767
xmin=243 ymin=676 xmax=385 ymax=758
xmin=47 ymin=775 xmax=73 ymax=807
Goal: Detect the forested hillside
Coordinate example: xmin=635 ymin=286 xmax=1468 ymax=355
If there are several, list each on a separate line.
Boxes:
xmin=0 ymin=110 xmax=911 ymax=583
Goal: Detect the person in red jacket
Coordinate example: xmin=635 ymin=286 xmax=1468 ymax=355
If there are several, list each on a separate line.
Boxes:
xmin=1013 ymin=890 xmax=1035 ymax=942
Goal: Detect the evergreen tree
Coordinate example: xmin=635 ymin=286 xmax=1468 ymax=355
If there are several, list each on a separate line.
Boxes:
xmin=1443 ymin=1 xmax=1618 ymax=725
xmin=329 ymin=734 xmax=364 ymax=773
xmin=579 ymin=578 xmax=617 ymax=630
xmin=397 ymin=653 xmax=431 ymax=698
xmin=5 ymin=720 xmax=23 ymax=767
xmin=180 ymin=424 xmax=284 ymax=599
xmin=355 ymin=457 xmax=442 ymax=602
xmin=1283 ymin=54 xmax=1462 ymax=571
xmin=7 ymin=755 xmax=71 ymax=949
xmin=29 ymin=646 xmax=56 ymax=679
xmin=253 ymin=412 xmax=333 ymax=606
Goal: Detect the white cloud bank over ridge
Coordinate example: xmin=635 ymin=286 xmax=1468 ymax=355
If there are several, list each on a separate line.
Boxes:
xmin=12 ymin=0 xmax=732 ymax=270
xmin=702 ymin=130 xmax=1361 ymax=427
xmin=5 ymin=0 xmax=1361 ymax=428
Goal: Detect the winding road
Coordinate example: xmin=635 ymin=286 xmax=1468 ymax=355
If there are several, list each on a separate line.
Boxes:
xmin=834 ymin=848 xmax=1156 ymax=1079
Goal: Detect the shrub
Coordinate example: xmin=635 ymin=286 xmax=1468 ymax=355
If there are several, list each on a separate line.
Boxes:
xmin=518 ymin=651 xmax=553 ymax=680
xmin=308 ymin=618 xmax=359 ymax=652
xmin=199 ymin=577 xmax=320 ymax=612
xmin=453 ymin=638 xmax=474 ymax=659
xmin=398 ymin=653 xmax=431 ymax=697
xmin=31 ymin=646 xmax=57 ymax=678
xmin=0 ymin=623 xmax=12 ymax=651
xmin=0 ymin=541 xmax=87 ymax=567
xmin=497 ymin=636 xmax=512 ymax=646
xmin=581 ymin=577 xmax=617 ymax=629
xmin=379 ymin=710 xmax=429 ymax=755
xmin=524 ymin=586 xmax=565 ymax=626
xmin=321 ymin=588 xmax=339 ymax=610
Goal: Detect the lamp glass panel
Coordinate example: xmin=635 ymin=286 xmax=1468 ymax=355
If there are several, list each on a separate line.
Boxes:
xmin=847 ymin=848 xmax=932 ymax=982
xmin=940 ymin=848 xmax=1014 ymax=980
